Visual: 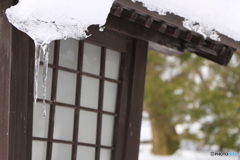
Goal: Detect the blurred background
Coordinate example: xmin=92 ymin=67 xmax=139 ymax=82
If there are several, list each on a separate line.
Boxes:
xmin=139 ymin=50 xmax=240 ymax=160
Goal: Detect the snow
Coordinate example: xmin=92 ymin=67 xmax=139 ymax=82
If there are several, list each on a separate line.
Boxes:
xmin=141 ymin=111 xmax=152 ymax=141
xmin=133 ymin=0 xmax=240 ymax=41
xmin=139 ymin=144 xmax=238 ymax=160
xmin=5 ymin=0 xmax=114 ymax=44
xmin=139 ymin=112 xmax=239 ymax=160
xmin=6 ymin=0 xmax=240 ymax=42
xmin=5 ymin=0 xmax=114 ymax=117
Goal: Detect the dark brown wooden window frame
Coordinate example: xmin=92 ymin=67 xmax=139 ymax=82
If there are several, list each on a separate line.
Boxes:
xmin=33 ymin=28 xmax=130 ymax=160
xmin=0 ymin=1 xmax=148 ymax=158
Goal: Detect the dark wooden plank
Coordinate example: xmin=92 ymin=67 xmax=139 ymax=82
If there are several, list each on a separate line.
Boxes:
xmin=9 ymin=24 xmax=34 ymax=160
xmin=113 ymin=5 xmax=124 ymax=17
xmin=1 ymin=1 xmax=35 ymax=160
xmin=184 ymin=42 xmax=235 ymax=66
xmin=112 ymin=41 xmax=133 ymax=160
xmin=109 ymin=4 xmax=235 ymax=66
xmin=86 ymin=26 xmax=130 ymax=53
xmin=27 ymin=38 xmax=35 ymax=160
xmin=123 ymin=39 xmax=148 ymax=160
xmin=0 ymin=0 xmax=12 ymax=159
xmin=114 ymin=0 xmax=240 ymax=50
xmin=105 ymin=14 xmax=184 ymax=52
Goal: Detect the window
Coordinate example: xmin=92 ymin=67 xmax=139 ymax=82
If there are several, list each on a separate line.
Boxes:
xmin=33 ymin=38 xmax=123 ymax=160
xmin=0 ymin=24 xmax=147 ymax=160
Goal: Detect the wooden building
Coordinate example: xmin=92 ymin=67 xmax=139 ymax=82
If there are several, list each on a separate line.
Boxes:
xmin=0 ymin=0 xmax=239 ymax=160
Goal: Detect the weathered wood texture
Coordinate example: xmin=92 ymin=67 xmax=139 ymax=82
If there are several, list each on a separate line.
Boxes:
xmin=9 ymin=27 xmax=34 ymax=160
xmin=112 ymin=35 xmax=133 ymax=160
xmin=0 ymin=0 xmax=34 ymax=160
xmin=124 ymin=39 xmax=148 ymax=160
xmin=107 ymin=4 xmax=236 ymax=66
xmin=0 ymin=0 xmax=12 ymax=159
xmin=115 ymin=0 xmax=240 ymax=50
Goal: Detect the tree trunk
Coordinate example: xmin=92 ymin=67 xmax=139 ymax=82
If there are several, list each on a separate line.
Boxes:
xmin=147 ymin=109 xmax=179 ymax=155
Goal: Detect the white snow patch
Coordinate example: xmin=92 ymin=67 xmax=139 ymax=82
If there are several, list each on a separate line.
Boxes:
xmin=141 ymin=112 xmax=152 ymax=141
xmin=133 ymin=0 xmax=240 ymax=41
xmin=139 ymin=143 xmax=239 ymax=160
xmin=6 ymin=0 xmax=114 ymax=44
xmin=5 ymin=0 xmax=114 ymax=116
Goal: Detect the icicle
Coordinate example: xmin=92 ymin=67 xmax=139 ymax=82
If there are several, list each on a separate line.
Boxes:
xmin=34 ymin=43 xmax=42 ymax=105
xmin=41 ymin=44 xmax=50 ymax=117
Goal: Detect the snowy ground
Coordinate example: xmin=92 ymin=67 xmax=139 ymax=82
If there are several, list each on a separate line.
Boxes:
xmin=139 ymin=112 xmax=239 ymax=160
xmin=139 ymin=143 xmax=239 ymax=160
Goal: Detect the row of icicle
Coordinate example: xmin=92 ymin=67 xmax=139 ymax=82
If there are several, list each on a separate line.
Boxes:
xmin=34 ymin=42 xmax=49 ymax=117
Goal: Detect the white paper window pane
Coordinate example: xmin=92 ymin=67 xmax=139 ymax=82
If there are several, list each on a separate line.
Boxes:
xmin=103 ymin=82 xmax=118 ymax=113
xmin=80 ymin=76 xmax=99 ymax=109
xmin=100 ymin=149 xmax=111 ymax=160
xmin=56 ymin=70 xmax=76 ymax=105
xmin=53 ymin=106 xmax=74 ymax=141
xmin=41 ymin=41 xmax=54 ymax=64
xmin=32 ymin=103 xmax=50 ymax=138
xmin=105 ymin=49 xmax=121 ymax=80
xmin=52 ymin=143 xmax=72 ymax=160
xmin=78 ymin=111 xmax=97 ymax=144
xmin=36 ymin=67 xmax=53 ymax=100
xmin=32 ymin=141 xmax=47 ymax=160
xmin=101 ymin=115 xmax=115 ymax=147
xmin=59 ymin=39 xmax=79 ymax=69
xmin=77 ymin=146 xmax=95 ymax=160
xmin=83 ymin=42 xmax=101 ymax=75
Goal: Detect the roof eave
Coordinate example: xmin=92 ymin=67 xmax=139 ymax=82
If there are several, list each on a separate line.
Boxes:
xmin=115 ymin=0 xmax=240 ymax=50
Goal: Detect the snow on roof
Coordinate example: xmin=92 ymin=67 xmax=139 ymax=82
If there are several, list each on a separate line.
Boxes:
xmin=6 ymin=0 xmax=114 ymax=44
xmin=6 ymin=0 xmax=240 ymax=44
xmin=133 ymin=0 xmax=240 ymax=42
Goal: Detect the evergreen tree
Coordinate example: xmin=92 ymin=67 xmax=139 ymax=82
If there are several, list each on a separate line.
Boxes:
xmin=144 ymin=50 xmax=240 ymax=155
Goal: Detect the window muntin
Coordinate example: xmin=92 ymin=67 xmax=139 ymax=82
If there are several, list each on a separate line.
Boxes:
xmin=33 ymin=39 xmax=123 ymax=160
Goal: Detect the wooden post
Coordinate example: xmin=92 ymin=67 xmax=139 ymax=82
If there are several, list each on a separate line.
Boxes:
xmin=0 ymin=0 xmax=12 ymax=159
xmin=0 ymin=0 xmax=34 ymax=160
xmin=124 ymin=39 xmax=148 ymax=160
